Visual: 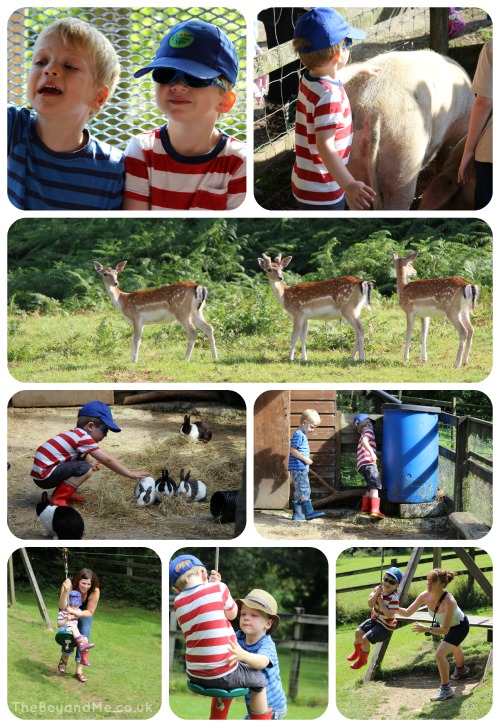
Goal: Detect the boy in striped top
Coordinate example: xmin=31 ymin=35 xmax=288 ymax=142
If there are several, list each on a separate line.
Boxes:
xmin=347 ymin=567 xmax=402 ymax=670
xmin=170 ymin=555 xmax=272 ymax=720
xmin=30 ymin=401 xmax=148 ymax=507
xmin=291 ymin=7 xmax=377 ymax=211
xmin=354 ymin=413 xmax=385 ymax=520
xmin=8 ymin=18 xmax=124 ymax=211
xmin=124 ymin=20 xmax=246 ymax=211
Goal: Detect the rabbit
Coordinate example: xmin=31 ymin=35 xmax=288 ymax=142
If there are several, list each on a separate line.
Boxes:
xmin=134 ymin=476 xmax=157 ymax=507
xmin=179 ymin=414 xmax=212 ymax=443
xmin=155 ymin=468 xmax=177 ymax=498
xmin=36 ymin=491 xmax=84 ymax=540
xmin=177 ymin=469 xmax=207 ymax=502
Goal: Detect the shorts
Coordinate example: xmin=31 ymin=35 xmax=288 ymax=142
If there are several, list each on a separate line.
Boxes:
xmin=33 ymin=459 xmax=92 ymax=490
xmin=188 ymin=663 xmax=266 ymax=692
xmin=358 ymin=618 xmax=393 ymax=644
xmin=358 ymin=464 xmax=382 ymax=490
xmin=289 ymin=469 xmax=310 ymax=500
xmin=443 ymin=615 xmax=470 ymax=646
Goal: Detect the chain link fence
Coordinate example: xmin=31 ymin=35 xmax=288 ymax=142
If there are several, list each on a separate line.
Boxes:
xmin=8 ymin=6 xmax=247 ymax=148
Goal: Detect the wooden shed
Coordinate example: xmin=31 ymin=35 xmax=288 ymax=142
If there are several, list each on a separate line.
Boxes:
xmin=254 ymin=390 xmax=340 ymax=509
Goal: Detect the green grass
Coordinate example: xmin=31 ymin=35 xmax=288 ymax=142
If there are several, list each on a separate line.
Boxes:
xmin=170 ymin=648 xmax=328 ymax=720
xmin=336 ymin=621 xmax=492 ymax=720
xmin=8 ymin=590 xmax=161 ymax=720
xmin=7 ymin=290 xmax=493 ymax=383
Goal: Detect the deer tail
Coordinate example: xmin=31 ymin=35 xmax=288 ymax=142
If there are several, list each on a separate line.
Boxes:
xmin=361 ymin=280 xmax=374 ymax=307
xmin=195 ymin=285 xmax=208 ymax=309
xmin=466 ymin=284 xmax=479 ymax=309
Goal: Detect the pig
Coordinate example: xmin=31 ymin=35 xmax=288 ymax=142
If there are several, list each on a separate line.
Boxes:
xmin=344 ymin=50 xmax=474 ymax=210
xmin=417 ymin=136 xmax=475 ymax=210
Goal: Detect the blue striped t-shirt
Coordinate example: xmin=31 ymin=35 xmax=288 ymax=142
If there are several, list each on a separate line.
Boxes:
xmin=235 ymin=630 xmax=287 ymax=712
xmin=8 ymin=106 xmax=124 ymax=211
xmin=288 ymin=428 xmax=310 ymax=471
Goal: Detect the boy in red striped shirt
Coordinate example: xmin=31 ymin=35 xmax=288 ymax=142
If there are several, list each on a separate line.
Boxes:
xmin=354 ymin=412 xmax=385 ymax=520
xmin=347 ymin=567 xmax=402 ymax=670
xmin=170 ymin=554 xmax=271 ymax=720
xmin=124 ymin=19 xmax=246 ymax=211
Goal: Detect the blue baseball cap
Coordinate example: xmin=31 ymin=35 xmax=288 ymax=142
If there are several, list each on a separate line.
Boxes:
xmin=294 ymin=7 xmax=366 ymax=53
xmin=134 ymin=20 xmax=239 ymax=85
xmin=169 ymin=554 xmax=205 ymax=587
xmin=68 ymin=590 xmax=82 ymax=606
xmin=78 ymin=401 xmax=121 ymax=432
xmin=353 ymin=413 xmax=371 ymax=427
xmin=385 ymin=567 xmax=403 ymax=584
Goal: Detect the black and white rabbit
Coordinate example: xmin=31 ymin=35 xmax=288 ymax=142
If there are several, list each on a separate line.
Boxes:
xmin=134 ymin=476 xmax=157 ymax=506
xmin=36 ymin=492 xmax=84 ymax=540
xmin=155 ymin=468 xmax=177 ymax=498
xmin=177 ymin=469 xmax=207 ymax=502
xmin=179 ymin=415 xmax=212 ymax=443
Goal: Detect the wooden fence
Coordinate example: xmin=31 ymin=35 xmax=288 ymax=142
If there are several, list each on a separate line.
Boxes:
xmin=169 ymin=599 xmax=327 ymax=700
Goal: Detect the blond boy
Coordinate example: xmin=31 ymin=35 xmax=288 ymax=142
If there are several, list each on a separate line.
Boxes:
xmin=288 ymin=408 xmax=325 ymax=521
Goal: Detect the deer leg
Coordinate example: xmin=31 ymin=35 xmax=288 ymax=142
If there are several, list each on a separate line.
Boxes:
xmin=300 ymin=320 xmax=309 ymax=362
xmin=421 ymin=317 xmax=430 ymax=362
xmin=193 ymin=311 xmax=218 ymax=360
xmin=343 ymin=311 xmax=365 ymax=361
xmin=404 ymin=312 xmax=415 ymax=360
xmin=177 ymin=317 xmax=198 ymax=361
xmin=289 ymin=317 xmax=303 ymax=361
xmin=461 ymin=314 xmax=474 ymax=366
xmin=131 ymin=320 xmax=143 ymax=363
xmin=448 ymin=311 xmax=470 ymax=368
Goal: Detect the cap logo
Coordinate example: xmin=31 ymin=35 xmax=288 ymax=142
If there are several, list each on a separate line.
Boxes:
xmin=169 ymin=29 xmax=195 ymax=48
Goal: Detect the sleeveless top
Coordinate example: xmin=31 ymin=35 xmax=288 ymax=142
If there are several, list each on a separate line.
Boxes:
xmin=426 ymin=593 xmax=464 ymax=627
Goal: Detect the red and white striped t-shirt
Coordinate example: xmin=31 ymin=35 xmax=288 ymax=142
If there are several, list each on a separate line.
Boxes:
xmin=124 ymin=125 xmax=246 ymax=210
xmin=174 ymin=580 xmax=238 ymax=680
xmin=292 ymin=71 xmax=353 ymax=206
xmin=369 ymin=588 xmax=399 ymax=630
xmin=31 ymin=428 xmax=99 ymax=480
xmin=357 ymin=428 xmax=377 ymax=470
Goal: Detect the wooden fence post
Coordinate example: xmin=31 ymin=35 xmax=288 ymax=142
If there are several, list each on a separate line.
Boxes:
xmin=20 ymin=548 xmax=53 ymax=630
xmin=288 ymin=607 xmax=304 ymax=700
xmin=454 ymin=416 xmax=470 ymax=512
xmin=8 ymin=556 xmax=16 ymax=605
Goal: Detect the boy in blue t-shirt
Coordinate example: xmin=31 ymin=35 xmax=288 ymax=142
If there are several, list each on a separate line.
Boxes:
xmin=230 ymin=589 xmax=287 ymax=720
xmin=288 ymin=408 xmax=325 ymax=521
xmin=8 ymin=17 xmax=124 ymax=210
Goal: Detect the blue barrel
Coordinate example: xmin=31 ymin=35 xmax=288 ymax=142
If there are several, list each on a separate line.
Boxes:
xmin=382 ymin=404 xmax=440 ymax=503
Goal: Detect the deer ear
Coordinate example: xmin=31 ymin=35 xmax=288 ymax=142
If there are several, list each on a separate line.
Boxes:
xmin=94 ymin=261 xmax=103 ymax=272
xmin=392 ymin=252 xmax=398 ymax=261
xmin=115 ymin=261 xmax=127 ymax=272
xmin=281 ymin=256 xmax=293 ymax=267
xmin=257 ymin=258 xmax=266 ymax=269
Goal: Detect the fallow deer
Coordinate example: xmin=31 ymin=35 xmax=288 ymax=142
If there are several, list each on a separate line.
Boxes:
xmin=94 ymin=261 xmax=217 ymax=363
xmin=258 ymin=253 xmax=373 ymax=361
xmin=392 ymin=250 xmax=479 ymax=368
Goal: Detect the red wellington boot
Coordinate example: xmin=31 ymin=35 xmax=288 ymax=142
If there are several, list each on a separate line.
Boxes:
xmin=360 ymin=496 xmax=371 ymax=513
xmin=209 ymin=698 xmax=232 ymax=720
xmin=249 ymin=709 xmax=272 ymax=720
xmin=50 ymin=482 xmax=78 ymax=506
xmin=347 ymin=642 xmax=362 ymax=662
xmin=370 ymin=498 xmax=385 ymax=519
xmin=350 ymin=650 xmax=369 ymax=670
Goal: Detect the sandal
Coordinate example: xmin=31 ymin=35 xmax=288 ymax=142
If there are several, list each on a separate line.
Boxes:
xmin=57 ymin=656 xmax=68 ymax=674
xmin=73 ymin=673 xmax=88 ymax=683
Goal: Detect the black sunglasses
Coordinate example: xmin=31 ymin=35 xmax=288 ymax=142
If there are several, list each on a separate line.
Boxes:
xmin=341 ymin=38 xmax=353 ymax=49
xmin=383 ymin=577 xmax=397 ymax=585
xmin=96 ymin=423 xmax=109 ymax=436
xmin=152 ymin=68 xmax=225 ymax=89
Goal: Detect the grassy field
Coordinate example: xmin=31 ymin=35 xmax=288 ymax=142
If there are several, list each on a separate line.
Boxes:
xmin=170 ymin=648 xmax=328 ymax=720
xmin=8 ymin=590 xmax=161 ymax=720
xmin=7 ymin=291 xmax=493 ymax=383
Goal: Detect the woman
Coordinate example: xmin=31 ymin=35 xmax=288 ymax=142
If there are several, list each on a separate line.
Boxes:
xmin=57 ymin=568 xmax=100 ymax=683
xmin=398 ymin=568 xmax=470 ymax=702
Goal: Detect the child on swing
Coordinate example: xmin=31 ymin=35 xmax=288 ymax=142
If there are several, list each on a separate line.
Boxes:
xmin=57 ymin=590 xmax=95 ymax=667
xmin=169 ymin=554 xmax=272 ymax=720
xmin=231 ymin=588 xmax=287 ymax=719
xmin=347 ymin=566 xmax=402 ymax=669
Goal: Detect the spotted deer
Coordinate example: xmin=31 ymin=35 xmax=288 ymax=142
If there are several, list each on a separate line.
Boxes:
xmin=94 ymin=261 xmax=217 ymax=363
xmin=392 ymin=250 xmax=479 ymax=368
xmin=258 ymin=253 xmax=373 ymax=361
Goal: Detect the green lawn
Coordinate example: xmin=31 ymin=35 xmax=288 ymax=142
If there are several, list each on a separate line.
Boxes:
xmin=170 ymin=648 xmax=328 ymax=720
xmin=7 ymin=291 xmax=493 ymax=383
xmin=8 ymin=591 xmax=161 ymax=720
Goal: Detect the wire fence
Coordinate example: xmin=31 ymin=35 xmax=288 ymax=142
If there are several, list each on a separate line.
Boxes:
xmin=8 ymin=6 xmax=247 ymax=149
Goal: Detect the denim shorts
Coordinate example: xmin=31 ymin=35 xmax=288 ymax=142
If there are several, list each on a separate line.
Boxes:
xmin=33 ymin=459 xmax=92 ymax=490
xmin=188 ymin=663 xmax=266 ymax=692
xmin=358 ymin=618 xmax=393 ymax=644
xmin=359 ymin=464 xmax=382 ymax=490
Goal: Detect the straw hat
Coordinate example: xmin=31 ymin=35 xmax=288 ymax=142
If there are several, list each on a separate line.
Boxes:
xmin=235 ymin=589 xmax=280 ymax=634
